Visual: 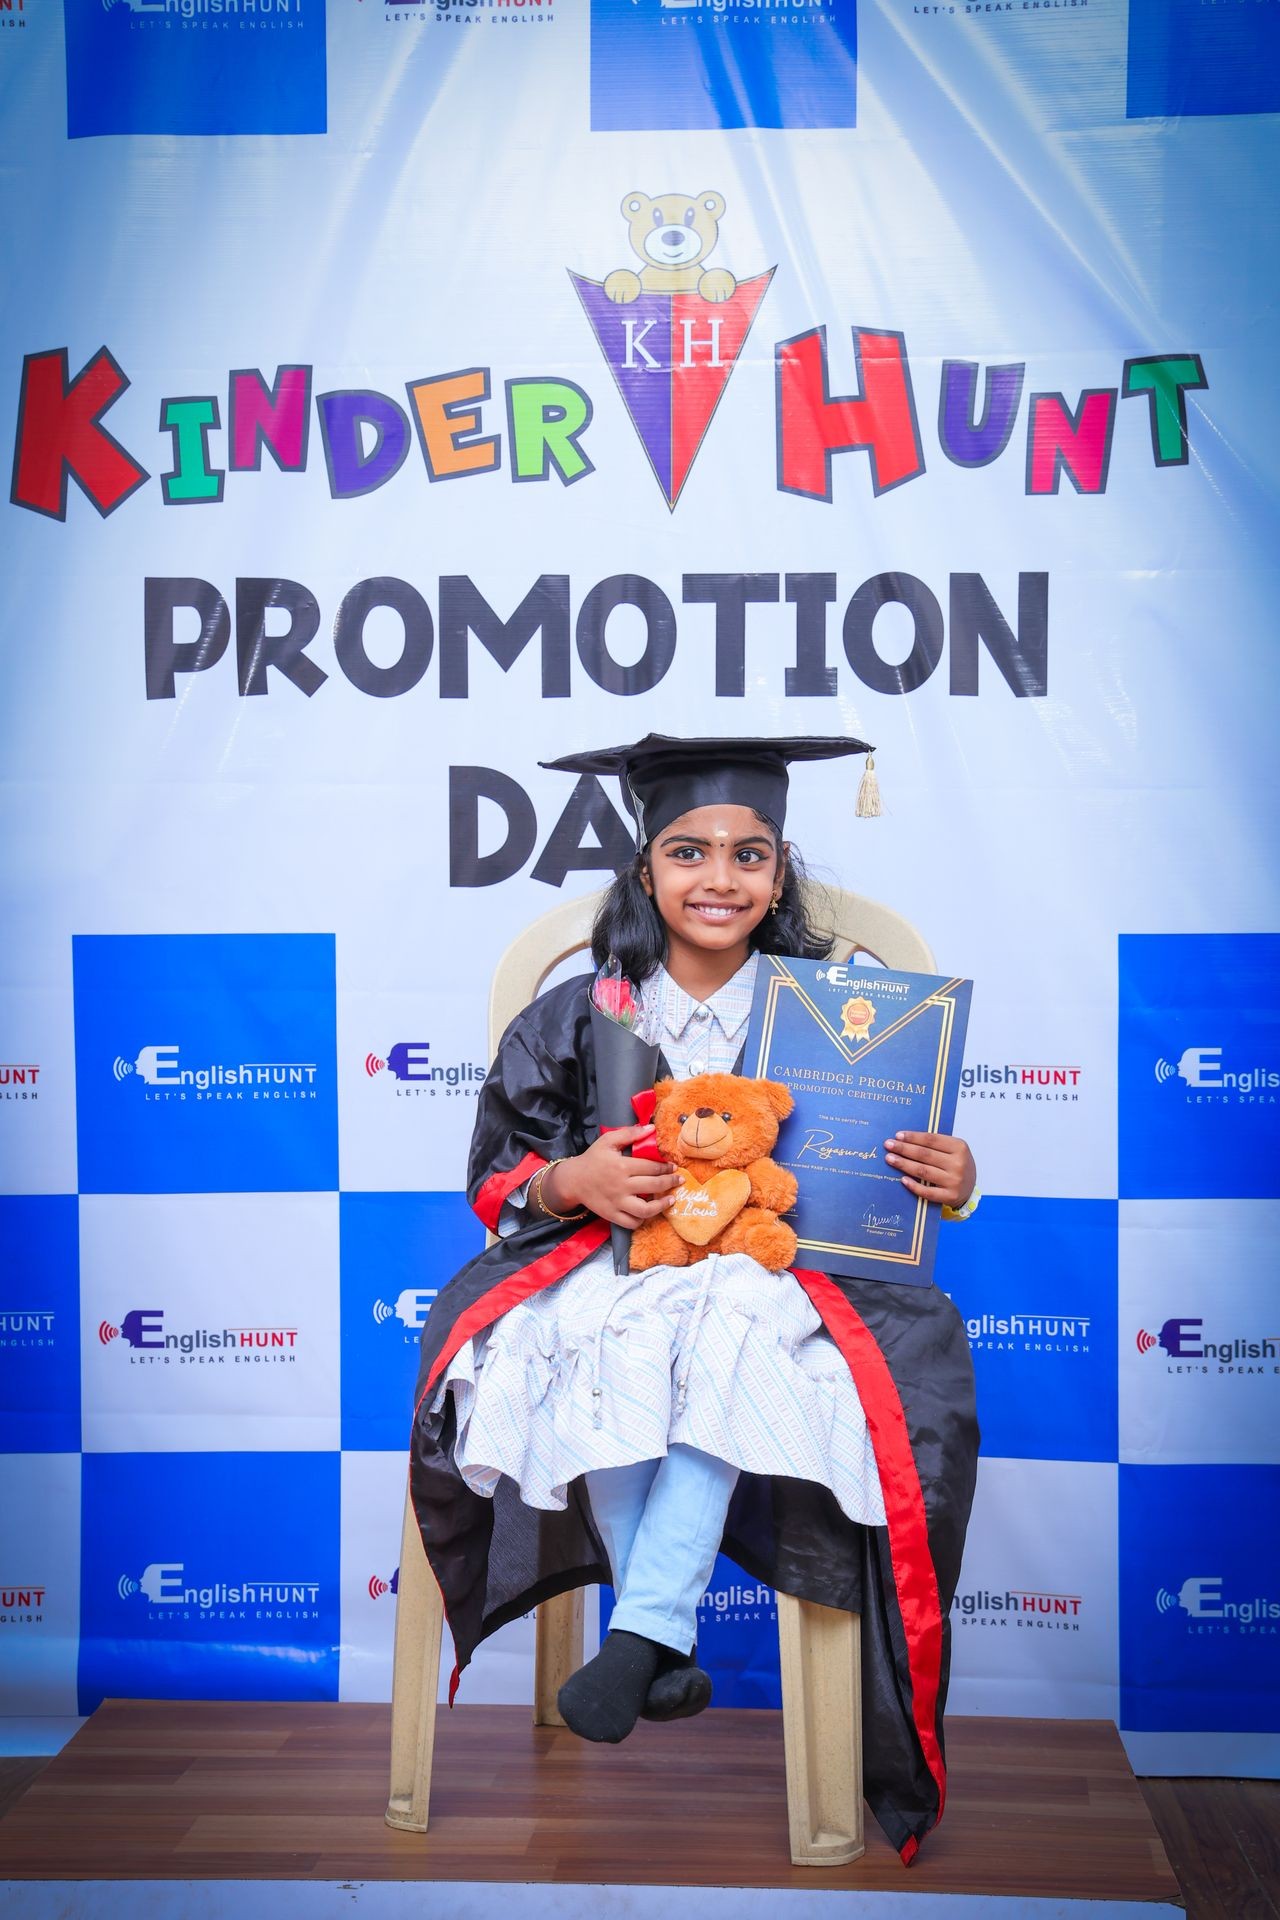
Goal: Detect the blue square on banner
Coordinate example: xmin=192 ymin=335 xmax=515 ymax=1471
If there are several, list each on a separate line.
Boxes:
xmin=1119 ymin=1463 xmax=1280 ymax=1732
xmin=590 ymin=0 xmax=856 ymax=132
xmin=0 ymin=1197 xmax=80 ymax=1453
xmin=78 ymin=1451 xmax=340 ymax=1712
xmin=73 ymin=934 xmax=338 ymax=1195
xmin=1128 ymin=0 xmax=1280 ymax=119
xmin=936 ymin=1197 xmax=1117 ymax=1465
xmin=64 ymin=0 xmax=327 ymax=139
xmin=339 ymin=1191 xmax=483 ymax=1452
xmin=1118 ymin=935 xmax=1280 ymax=1200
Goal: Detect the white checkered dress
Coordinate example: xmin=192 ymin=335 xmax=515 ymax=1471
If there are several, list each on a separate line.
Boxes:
xmin=434 ymin=955 xmax=886 ymax=1526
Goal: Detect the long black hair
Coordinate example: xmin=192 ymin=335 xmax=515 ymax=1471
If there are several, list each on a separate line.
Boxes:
xmin=589 ymin=814 xmax=835 ymax=980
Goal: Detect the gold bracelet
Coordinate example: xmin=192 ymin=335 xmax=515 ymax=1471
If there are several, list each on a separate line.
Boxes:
xmin=532 ymin=1158 xmax=588 ymax=1223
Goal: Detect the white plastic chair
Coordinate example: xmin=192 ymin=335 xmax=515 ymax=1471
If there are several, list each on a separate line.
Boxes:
xmin=386 ymin=885 xmax=935 ymax=1865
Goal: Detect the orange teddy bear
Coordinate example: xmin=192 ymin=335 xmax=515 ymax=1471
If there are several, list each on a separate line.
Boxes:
xmin=629 ymin=1072 xmax=799 ymax=1272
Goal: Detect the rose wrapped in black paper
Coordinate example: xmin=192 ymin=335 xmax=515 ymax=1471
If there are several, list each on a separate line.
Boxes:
xmin=589 ymin=957 xmax=661 ymax=1275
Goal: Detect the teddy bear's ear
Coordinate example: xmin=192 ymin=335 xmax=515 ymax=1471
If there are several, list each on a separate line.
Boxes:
xmin=761 ymin=1078 xmax=795 ymax=1119
xmin=622 ymin=191 xmax=651 ymax=219
xmin=697 ymin=191 xmax=725 ymax=220
xmin=652 ymin=1077 xmax=676 ymax=1103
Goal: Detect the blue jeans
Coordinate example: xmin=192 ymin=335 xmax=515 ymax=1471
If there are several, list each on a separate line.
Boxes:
xmin=585 ymin=1445 xmax=739 ymax=1654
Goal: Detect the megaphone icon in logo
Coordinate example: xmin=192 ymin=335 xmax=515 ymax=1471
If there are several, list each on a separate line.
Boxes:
xmin=117 ymin=1574 xmax=140 ymax=1600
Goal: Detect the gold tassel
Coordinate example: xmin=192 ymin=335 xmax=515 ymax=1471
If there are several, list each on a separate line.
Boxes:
xmin=856 ymin=753 xmax=882 ymax=819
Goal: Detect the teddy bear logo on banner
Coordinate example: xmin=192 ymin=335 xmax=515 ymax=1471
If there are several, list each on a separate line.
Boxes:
xmin=603 ymin=192 xmax=739 ymax=305
xmin=629 ymin=1072 xmax=799 ymax=1272
xmin=569 ymin=191 xmax=774 ymax=507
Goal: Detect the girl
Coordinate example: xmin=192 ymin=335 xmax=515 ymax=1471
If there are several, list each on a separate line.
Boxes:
xmin=410 ymin=734 xmax=980 ymax=1864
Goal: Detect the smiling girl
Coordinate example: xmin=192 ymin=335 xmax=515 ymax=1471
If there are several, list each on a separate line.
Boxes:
xmin=410 ymin=734 xmax=980 ymax=1863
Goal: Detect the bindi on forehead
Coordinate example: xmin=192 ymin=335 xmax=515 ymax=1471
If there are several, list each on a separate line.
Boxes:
xmin=660 ymin=802 xmax=768 ymax=843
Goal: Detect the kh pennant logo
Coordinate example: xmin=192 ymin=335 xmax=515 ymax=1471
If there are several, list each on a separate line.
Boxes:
xmin=571 ymin=273 xmax=773 ymax=510
xmin=570 ymin=194 xmax=773 ymax=509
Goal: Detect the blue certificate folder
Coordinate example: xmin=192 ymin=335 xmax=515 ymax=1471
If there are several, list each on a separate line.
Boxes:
xmin=745 ymin=957 xmax=972 ymax=1286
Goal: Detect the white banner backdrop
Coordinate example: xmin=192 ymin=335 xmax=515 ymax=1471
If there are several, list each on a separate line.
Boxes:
xmin=1 ymin=0 xmax=1277 ymax=1770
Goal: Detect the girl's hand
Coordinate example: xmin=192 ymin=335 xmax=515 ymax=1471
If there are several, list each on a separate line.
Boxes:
xmin=543 ymin=1125 xmax=681 ymax=1228
xmin=883 ymin=1131 xmax=976 ymax=1209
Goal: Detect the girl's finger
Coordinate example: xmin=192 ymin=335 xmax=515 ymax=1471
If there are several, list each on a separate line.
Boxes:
xmin=601 ymin=1122 xmax=658 ymax=1149
xmin=901 ymin=1172 xmax=960 ymax=1202
xmin=891 ymin=1137 xmax=956 ymax=1164
xmin=885 ymin=1132 xmax=950 ymax=1159
xmin=629 ymin=1192 xmax=678 ymax=1221
xmin=885 ymin=1148 xmax=947 ymax=1175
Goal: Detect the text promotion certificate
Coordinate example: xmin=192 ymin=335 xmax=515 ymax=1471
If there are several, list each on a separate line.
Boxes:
xmin=745 ymin=957 xmax=972 ymax=1286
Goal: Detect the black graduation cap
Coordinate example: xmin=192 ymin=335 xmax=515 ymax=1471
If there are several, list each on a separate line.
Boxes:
xmin=540 ymin=732 xmax=878 ymax=847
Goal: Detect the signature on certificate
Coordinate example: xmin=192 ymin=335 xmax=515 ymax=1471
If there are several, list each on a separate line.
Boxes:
xmin=796 ymin=1129 xmax=880 ymax=1165
xmin=861 ymin=1205 xmax=906 ymax=1237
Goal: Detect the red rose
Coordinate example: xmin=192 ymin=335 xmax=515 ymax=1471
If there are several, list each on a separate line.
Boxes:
xmin=593 ymin=975 xmax=638 ymax=1024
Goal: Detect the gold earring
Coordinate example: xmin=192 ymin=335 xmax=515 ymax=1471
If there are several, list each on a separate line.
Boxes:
xmin=770 ymin=896 xmax=780 ymax=916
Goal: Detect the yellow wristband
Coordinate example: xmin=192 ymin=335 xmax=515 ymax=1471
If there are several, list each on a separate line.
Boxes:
xmin=942 ymin=1188 xmax=981 ymax=1223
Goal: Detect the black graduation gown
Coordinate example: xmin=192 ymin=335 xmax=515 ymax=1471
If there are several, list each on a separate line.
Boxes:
xmin=411 ymin=974 xmax=979 ymax=1865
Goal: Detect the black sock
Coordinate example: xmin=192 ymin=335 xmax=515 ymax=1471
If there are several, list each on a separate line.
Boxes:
xmin=642 ymin=1643 xmax=712 ymax=1722
xmin=557 ymin=1630 xmax=664 ymax=1744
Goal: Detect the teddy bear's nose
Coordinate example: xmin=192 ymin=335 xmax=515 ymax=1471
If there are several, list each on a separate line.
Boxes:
xmin=661 ymin=229 xmax=683 ymax=249
xmin=694 ymin=1107 xmax=714 ymax=1118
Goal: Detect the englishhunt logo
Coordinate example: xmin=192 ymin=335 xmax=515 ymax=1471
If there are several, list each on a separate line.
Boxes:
xmin=112 ymin=1044 xmax=319 ymax=1101
xmin=102 ymin=0 xmax=309 ymax=26
xmin=1135 ymin=1317 xmax=1278 ymax=1373
xmin=953 ymin=1587 xmax=1083 ymax=1631
xmin=117 ymin=1561 xmax=321 ymax=1615
xmin=371 ymin=1289 xmax=437 ymax=1332
xmin=0 ymin=1063 xmax=40 ymax=1101
xmin=363 ymin=1041 xmax=485 ymax=1097
xmin=965 ymin=1310 xmax=1090 ymax=1355
xmin=698 ymin=1578 xmax=776 ymax=1621
xmin=0 ymin=1308 xmax=56 ymax=1348
xmin=0 ymin=1583 xmax=46 ymax=1624
xmin=367 ymin=1567 xmax=400 ymax=1600
xmin=960 ymin=1062 xmax=1081 ymax=1104
xmin=657 ymin=0 xmax=833 ymax=19
xmin=425 ymin=0 xmax=555 ymax=21
xmin=1153 ymin=1046 xmax=1278 ymax=1104
xmin=813 ymin=965 xmax=908 ymax=990
xmin=1155 ymin=1576 xmax=1280 ymax=1635
xmin=99 ymin=1307 xmax=299 ymax=1361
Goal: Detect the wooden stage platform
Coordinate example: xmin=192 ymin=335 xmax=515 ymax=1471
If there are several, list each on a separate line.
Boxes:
xmin=0 ymin=1700 xmax=1182 ymax=1907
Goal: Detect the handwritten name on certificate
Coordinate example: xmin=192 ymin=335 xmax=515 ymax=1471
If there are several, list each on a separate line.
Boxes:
xmin=745 ymin=957 xmax=972 ymax=1286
